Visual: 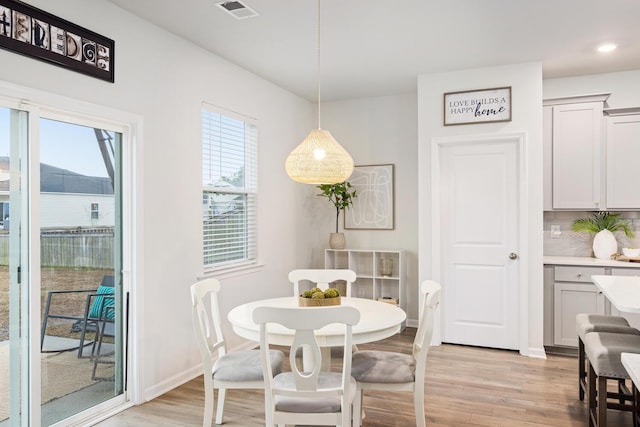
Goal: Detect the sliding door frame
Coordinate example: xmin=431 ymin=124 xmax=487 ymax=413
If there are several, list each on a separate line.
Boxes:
xmin=0 ymin=81 xmax=142 ymax=426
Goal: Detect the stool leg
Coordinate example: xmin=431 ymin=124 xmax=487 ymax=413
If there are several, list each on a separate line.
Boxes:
xmin=634 ymin=383 xmax=640 ymax=427
xmin=579 ymin=337 xmax=586 ymax=401
xmin=598 ymin=375 xmax=607 ymax=427
xmin=618 ymin=379 xmax=627 ymax=405
xmin=588 ymin=361 xmax=596 ymax=427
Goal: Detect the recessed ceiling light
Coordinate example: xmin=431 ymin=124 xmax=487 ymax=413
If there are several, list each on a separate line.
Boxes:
xmin=597 ymin=43 xmax=618 ymax=53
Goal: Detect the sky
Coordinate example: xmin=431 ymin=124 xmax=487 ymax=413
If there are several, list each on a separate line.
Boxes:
xmin=0 ymin=107 xmax=111 ymax=178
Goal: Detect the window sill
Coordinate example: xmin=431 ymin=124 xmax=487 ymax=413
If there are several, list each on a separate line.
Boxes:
xmin=199 ymin=262 xmax=265 ymax=281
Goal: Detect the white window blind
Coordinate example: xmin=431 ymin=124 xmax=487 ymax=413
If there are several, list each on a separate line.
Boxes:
xmin=202 ymin=106 xmax=257 ymax=269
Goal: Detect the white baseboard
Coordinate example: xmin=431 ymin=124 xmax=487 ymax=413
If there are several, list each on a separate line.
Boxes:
xmin=406 ymin=318 xmax=418 ymax=328
xmin=143 ymin=340 xmax=258 ymax=402
xmin=144 ymin=364 xmax=202 ymax=402
xmin=525 ymin=346 xmax=547 ymax=359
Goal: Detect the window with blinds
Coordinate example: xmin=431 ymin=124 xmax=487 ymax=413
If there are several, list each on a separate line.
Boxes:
xmin=202 ymin=106 xmax=257 ymax=269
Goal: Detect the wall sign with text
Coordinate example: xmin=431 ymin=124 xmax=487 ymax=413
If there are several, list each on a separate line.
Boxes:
xmin=443 ymin=87 xmax=511 ymax=126
xmin=0 ymin=0 xmax=114 ymax=82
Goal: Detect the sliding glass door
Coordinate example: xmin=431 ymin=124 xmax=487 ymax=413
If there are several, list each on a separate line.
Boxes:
xmin=0 ymin=105 xmax=29 ymax=427
xmin=38 ymin=116 xmax=124 ymax=425
xmin=0 ymin=102 xmax=128 ymax=427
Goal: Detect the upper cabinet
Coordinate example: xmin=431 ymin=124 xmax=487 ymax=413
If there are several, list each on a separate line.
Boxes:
xmin=552 ymin=101 xmax=604 ymax=209
xmin=544 ymin=93 xmax=612 ymax=211
xmin=605 ymin=108 xmax=640 ymax=209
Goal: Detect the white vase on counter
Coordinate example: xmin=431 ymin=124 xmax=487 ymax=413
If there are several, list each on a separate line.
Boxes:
xmin=592 ymin=229 xmax=618 ymax=259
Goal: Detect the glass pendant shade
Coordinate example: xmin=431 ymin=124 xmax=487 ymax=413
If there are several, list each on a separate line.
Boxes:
xmin=285 ymin=128 xmax=354 ymax=184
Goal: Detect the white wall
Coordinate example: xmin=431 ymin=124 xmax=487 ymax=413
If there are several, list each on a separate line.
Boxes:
xmin=312 ymin=93 xmax=420 ymax=322
xmin=417 ymin=62 xmax=545 ymax=357
xmin=0 ymin=0 xmax=314 ymax=402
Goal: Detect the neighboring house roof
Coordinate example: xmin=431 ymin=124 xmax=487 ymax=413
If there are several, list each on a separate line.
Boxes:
xmin=0 ymin=156 xmax=113 ymax=195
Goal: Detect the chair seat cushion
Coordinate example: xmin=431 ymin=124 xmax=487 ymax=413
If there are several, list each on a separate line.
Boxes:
xmin=576 ymin=314 xmax=633 ymax=339
xmin=272 ymin=372 xmax=356 ymax=413
xmin=351 ymin=350 xmax=415 ymax=383
xmin=583 ymin=332 xmax=640 ymax=378
xmin=213 ymin=349 xmax=284 ymax=382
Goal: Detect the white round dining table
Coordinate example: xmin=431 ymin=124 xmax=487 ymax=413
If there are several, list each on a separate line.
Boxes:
xmin=228 ymin=296 xmax=406 ymax=354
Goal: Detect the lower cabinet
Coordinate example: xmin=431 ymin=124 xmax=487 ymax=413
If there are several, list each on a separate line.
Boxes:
xmin=550 ymin=266 xmax=606 ymax=348
xmin=545 ymin=263 xmax=640 ymax=350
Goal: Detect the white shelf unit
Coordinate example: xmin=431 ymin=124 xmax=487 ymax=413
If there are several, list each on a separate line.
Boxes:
xmin=324 ymin=249 xmax=406 ymax=315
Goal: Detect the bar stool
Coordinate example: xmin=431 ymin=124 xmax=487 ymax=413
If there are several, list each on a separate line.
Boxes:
xmin=583 ymin=331 xmax=640 ymax=427
xmin=577 ymin=314 xmax=639 ymax=400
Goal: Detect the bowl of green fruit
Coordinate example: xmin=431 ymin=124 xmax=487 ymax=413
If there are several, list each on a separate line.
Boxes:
xmin=299 ymin=287 xmax=341 ymax=307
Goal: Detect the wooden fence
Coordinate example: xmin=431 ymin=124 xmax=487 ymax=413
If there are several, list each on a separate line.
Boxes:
xmin=0 ymin=229 xmax=114 ymax=268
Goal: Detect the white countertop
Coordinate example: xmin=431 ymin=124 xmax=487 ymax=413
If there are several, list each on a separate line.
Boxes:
xmin=544 ymin=256 xmax=640 ymax=268
xmin=621 ymin=353 xmax=640 ymax=387
xmin=592 ymin=275 xmax=640 ymax=313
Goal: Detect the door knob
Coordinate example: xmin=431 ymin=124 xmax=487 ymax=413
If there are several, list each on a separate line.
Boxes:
xmin=509 ymin=252 xmax=518 ymax=260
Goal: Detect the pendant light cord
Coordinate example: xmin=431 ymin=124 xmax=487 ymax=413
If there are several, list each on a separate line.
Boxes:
xmin=317 ymin=0 xmax=322 ymax=130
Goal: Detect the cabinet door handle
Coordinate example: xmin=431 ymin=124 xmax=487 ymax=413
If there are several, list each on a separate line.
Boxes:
xmin=577 ymin=273 xmax=582 ymax=278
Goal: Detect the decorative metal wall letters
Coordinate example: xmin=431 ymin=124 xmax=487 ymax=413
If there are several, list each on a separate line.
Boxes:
xmin=0 ymin=0 xmax=114 ymax=82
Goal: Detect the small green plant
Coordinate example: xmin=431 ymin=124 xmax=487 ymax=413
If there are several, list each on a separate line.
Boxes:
xmin=300 ymin=287 xmax=341 ymax=299
xmin=317 ymin=181 xmax=357 ymax=233
xmin=571 ymin=212 xmax=635 ymax=238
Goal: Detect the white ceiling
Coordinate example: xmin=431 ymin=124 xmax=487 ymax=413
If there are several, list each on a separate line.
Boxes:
xmin=108 ymin=0 xmax=640 ymax=102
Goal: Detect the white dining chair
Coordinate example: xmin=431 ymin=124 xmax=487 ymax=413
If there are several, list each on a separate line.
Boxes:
xmin=351 ymin=279 xmax=441 ymax=427
xmin=191 ymin=278 xmax=285 ymax=426
xmin=253 ymin=304 xmax=360 ymax=427
xmin=289 ymin=268 xmax=357 ymax=297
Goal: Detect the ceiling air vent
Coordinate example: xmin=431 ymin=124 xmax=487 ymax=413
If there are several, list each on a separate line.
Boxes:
xmin=215 ymin=1 xmax=259 ymax=19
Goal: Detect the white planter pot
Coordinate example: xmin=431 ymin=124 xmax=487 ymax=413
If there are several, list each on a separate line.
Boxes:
xmin=592 ymin=229 xmax=618 ymax=259
xmin=329 ymin=233 xmax=345 ymax=249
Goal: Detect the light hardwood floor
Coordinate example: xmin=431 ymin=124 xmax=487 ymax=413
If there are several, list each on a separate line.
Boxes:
xmin=96 ymin=328 xmax=634 ymax=426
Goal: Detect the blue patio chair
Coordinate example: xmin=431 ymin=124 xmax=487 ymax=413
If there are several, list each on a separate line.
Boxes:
xmin=40 ymin=274 xmax=114 ymax=357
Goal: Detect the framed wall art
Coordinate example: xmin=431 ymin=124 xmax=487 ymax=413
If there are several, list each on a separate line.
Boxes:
xmin=0 ymin=0 xmax=114 ymax=82
xmin=443 ymin=86 xmax=511 ymax=126
xmin=345 ymin=164 xmax=394 ymax=230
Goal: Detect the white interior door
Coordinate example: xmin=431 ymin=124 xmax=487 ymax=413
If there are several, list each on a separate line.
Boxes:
xmin=439 ymin=137 xmax=520 ymax=350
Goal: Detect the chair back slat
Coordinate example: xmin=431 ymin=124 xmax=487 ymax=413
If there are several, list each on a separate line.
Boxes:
xmin=414 ymin=280 xmax=441 ymax=363
xmin=191 ymin=278 xmax=227 ymax=364
xmin=288 ymin=269 xmax=356 ymax=297
xmin=290 ymin=330 xmax=321 ymax=390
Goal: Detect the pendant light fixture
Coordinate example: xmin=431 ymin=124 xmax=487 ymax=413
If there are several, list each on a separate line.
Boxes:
xmin=285 ymin=0 xmax=354 ymax=185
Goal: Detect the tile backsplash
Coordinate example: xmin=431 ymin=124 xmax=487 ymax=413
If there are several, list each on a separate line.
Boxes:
xmin=543 ymin=211 xmax=640 ymax=256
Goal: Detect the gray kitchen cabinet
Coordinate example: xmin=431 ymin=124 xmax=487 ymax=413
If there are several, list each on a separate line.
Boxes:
xmin=544 ymin=260 xmax=640 ymax=350
xmin=610 ymin=267 xmax=640 ymax=278
xmin=543 ymin=265 xmax=554 ymax=346
xmin=543 ymin=107 xmax=553 ymax=211
xmin=552 ymin=266 xmax=606 ymax=347
xmin=543 ymin=94 xmax=609 ymax=210
xmin=605 ymin=108 xmax=640 ymax=209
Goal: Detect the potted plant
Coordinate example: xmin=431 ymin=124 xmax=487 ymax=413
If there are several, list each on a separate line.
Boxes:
xmin=317 ymin=181 xmax=357 ymax=249
xmin=571 ymin=212 xmax=635 ymax=259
